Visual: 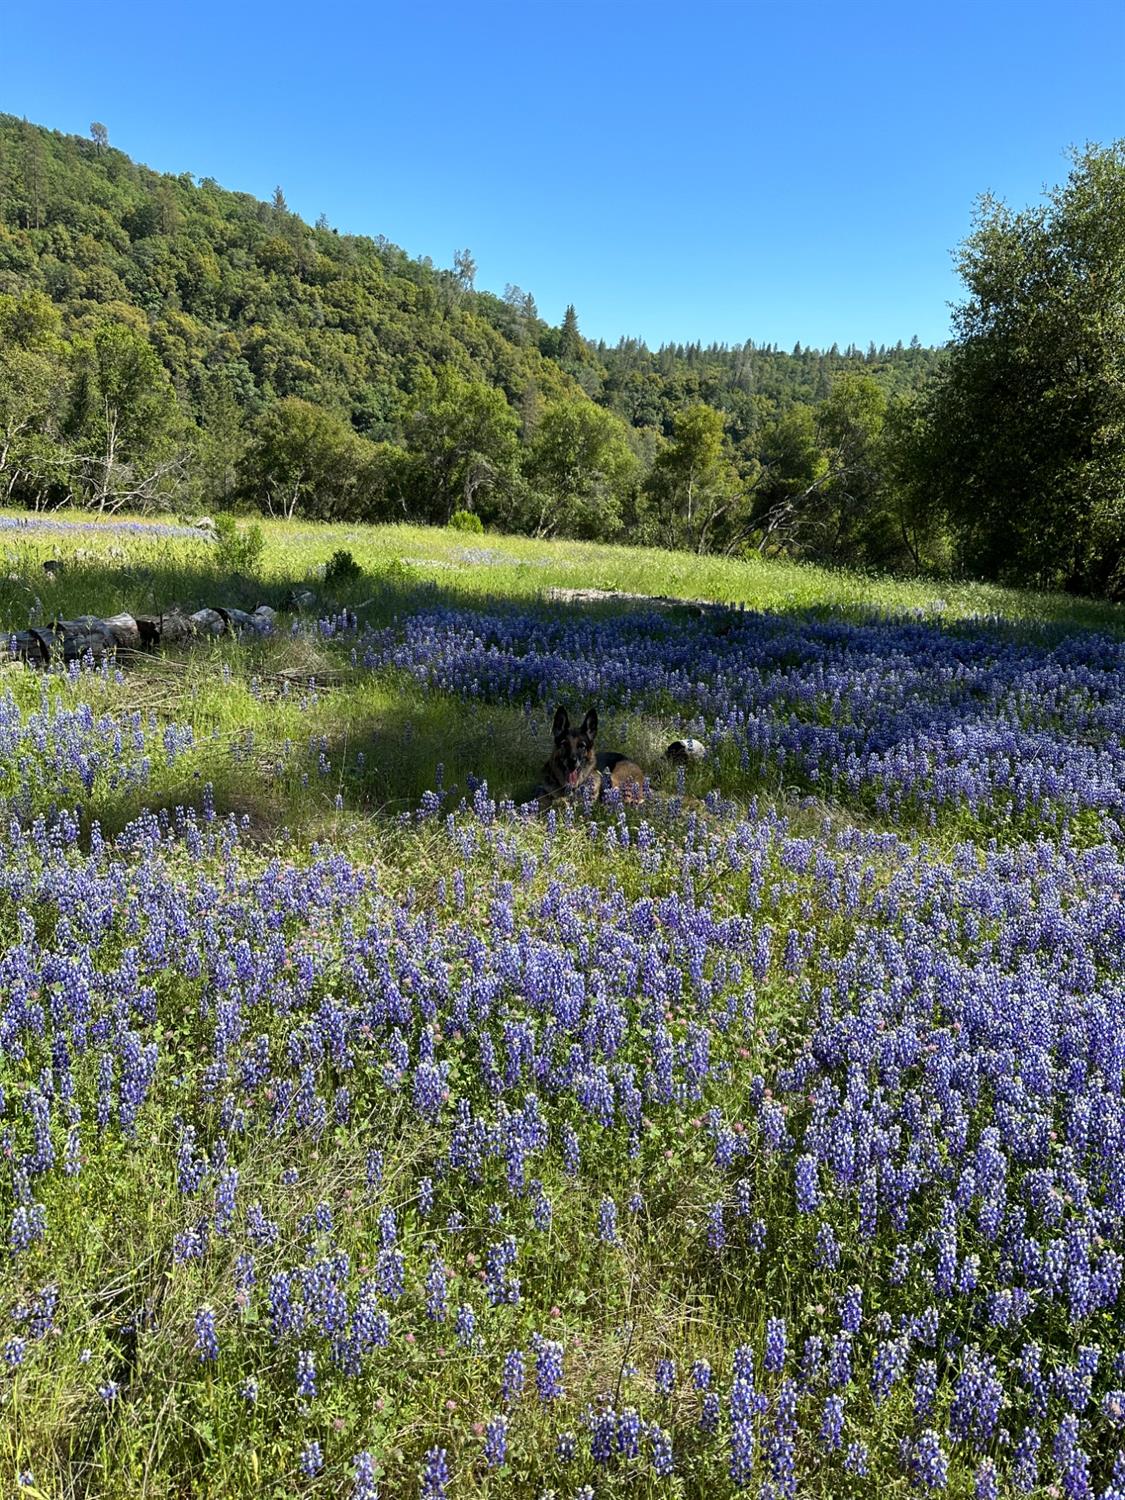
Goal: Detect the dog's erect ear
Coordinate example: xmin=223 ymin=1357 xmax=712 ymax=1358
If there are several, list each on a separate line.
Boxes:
xmin=552 ymin=705 xmax=570 ymax=740
xmin=581 ymin=708 xmax=598 ymax=742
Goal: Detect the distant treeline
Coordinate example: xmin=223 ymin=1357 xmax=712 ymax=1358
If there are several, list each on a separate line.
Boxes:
xmin=1 ymin=116 xmax=1122 ymax=595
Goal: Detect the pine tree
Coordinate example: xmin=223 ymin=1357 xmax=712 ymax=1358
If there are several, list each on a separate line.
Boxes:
xmin=558 ymin=304 xmax=582 ymax=361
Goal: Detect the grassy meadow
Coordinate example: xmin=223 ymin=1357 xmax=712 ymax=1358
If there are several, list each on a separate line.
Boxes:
xmin=0 ymin=513 xmax=1121 ymax=840
xmin=1 ymin=514 xmax=1124 ymax=1499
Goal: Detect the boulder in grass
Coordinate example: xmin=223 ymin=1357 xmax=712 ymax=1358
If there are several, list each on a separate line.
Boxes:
xmin=190 ymin=607 xmax=229 ymax=636
xmin=284 ymin=587 xmax=319 ymax=612
xmin=214 ymin=606 xmax=275 ymax=636
xmin=159 ymin=611 xmax=195 ymax=644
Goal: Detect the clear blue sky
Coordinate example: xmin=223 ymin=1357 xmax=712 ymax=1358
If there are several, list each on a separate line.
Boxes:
xmin=6 ymin=0 xmax=1125 ymax=351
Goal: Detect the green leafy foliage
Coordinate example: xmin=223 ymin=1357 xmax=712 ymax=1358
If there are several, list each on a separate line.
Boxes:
xmin=324 ymin=547 xmax=363 ymax=583
xmin=212 ymin=513 xmax=265 ymax=574
xmin=29 ymin=110 xmax=1125 ymax=595
xmin=904 ymin=142 xmax=1125 ymax=595
xmin=644 ymin=403 xmax=743 ymax=552
xmin=448 ymin=508 xmax=484 ymax=533
xmin=520 ymin=393 xmax=639 ymax=538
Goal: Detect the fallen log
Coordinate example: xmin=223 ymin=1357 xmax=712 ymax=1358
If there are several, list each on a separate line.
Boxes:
xmin=137 ymin=611 xmax=195 ymax=646
xmin=8 ymin=599 xmax=278 ymax=664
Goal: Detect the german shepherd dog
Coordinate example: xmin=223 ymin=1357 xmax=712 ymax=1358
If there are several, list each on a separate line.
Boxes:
xmin=538 ymin=706 xmax=647 ymax=808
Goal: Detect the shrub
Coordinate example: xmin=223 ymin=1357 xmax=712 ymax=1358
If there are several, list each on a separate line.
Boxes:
xmin=213 ymin=514 xmax=265 ymax=574
xmin=449 ymin=509 xmax=484 ymax=534
xmin=324 ymin=549 xmax=363 ymax=585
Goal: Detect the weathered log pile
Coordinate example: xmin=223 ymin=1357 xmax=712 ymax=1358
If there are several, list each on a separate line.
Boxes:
xmin=8 ymin=604 xmax=278 ymax=665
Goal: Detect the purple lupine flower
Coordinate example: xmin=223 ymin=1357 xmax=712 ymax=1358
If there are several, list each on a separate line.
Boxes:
xmin=820 ymin=1394 xmax=845 ymax=1450
xmin=10 ymin=1204 xmax=47 ymax=1253
xmin=616 ymin=1407 xmax=641 ymax=1459
xmin=844 ymin=1442 xmax=869 ymax=1477
xmin=597 ymin=1195 xmax=618 ymax=1244
xmin=352 ymin=1450 xmax=379 ymax=1500
xmin=268 ymin=1272 xmax=297 ymax=1339
xmin=730 ymin=1415 xmax=754 ymax=1488
xmin=213 ymin=1167 xmax=238 ymax=1235
xmin=425 ymin=1249 xmax=449 ymax=1321
xmin=764 ymin=1317 xmax=787 ymax=1373
xmin=533 ymin=1334 xmax=564 ymax=1401
xmin=839 ymin=1285 xmax=862 ymax=1334
xmin=484 ymin=1415 xmax=508 ymax=1468
xmin=700 ymin=1391 xmax=721 ymax=1432
xmin=914 ymin=1360 xmax=938 ymax=1421
xmin=296 ymin=1348 xmax=317 ymax=1399
xmin=501 ymin=1347 xmax=525 ymax=1402
xmin=974 ymin=1459 xmax=998 ymax=1500
xmin=455 ymin=1303 xmax=476 ymax=1348
xmin=590 ymin=1409 xmax=616 ymax=1465
xmin=814 ymin=1222 xmax=840 ymax=1269
xmin=300 ymin=1441 xmax=323 ymax=1477
xmin=655 ymin=1357 xmax=676 ymax=1395
xmin=795 ymin=1154 xmax=820 ymax=1212
xmin=949 ymin=1346 xmax=1003 ymax=1443
xmin=707 ymin=1200 xmax=727 ymax=1250
xmin=193 ymin=1306 xmax=218 ymax=1363
xmin=909 ymin=1429 xmax=949 ymax=1491
xmin=376 ymin=1247 xmax=405 ymax=1301
xmin=532 ymin=1185 xmax=553 ymax=1230
xmin=800 ymin=1335 xmax=824 ymax=1389
xmin=828 ymin=1332 xmax=853 ymax=1389
xmin=561 ymin=1124 xmax=580 ymax=1175
xmin=1013 ymin=1427 xmax=1040 ymax=1493
xmin=871 ymin=1337 xmax=908 ymax=1405
xmin=421 ymin=1447 xmax=449 ymax=1500
xmin=649 ymin=1424 xmax=674 ymax=1476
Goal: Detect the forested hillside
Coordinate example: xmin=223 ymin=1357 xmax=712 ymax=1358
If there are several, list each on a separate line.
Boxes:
xmin=3 ymin=117 xmax=1123 ymax=595
xmin=0 ymin=115 xmax=944 ymax=568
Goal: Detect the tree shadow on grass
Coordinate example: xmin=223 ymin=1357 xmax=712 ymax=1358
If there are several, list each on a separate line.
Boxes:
xmin=0 ymin=553 xmax=446 ymax=635
xmin=13 ymin=553 xmax=1115 ymax=851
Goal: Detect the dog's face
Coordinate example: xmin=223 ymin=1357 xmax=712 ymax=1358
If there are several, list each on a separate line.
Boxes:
xmin=550 ymin=705 xmax=598 ymax=788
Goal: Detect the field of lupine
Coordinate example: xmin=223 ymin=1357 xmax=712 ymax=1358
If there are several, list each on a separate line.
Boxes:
xmin=2 ymin=516 xmax=1125 ymax=1499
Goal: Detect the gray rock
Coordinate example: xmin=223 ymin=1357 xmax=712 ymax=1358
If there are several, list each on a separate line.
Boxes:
xmin=190 ymin=608 xmax=229 ymax=636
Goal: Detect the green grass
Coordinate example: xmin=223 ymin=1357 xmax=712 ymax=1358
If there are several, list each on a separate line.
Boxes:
xmin=3 ymin=512 xmax=1123 ymax=636
xmin=0 ymin=509 xmax=1118 ymax=848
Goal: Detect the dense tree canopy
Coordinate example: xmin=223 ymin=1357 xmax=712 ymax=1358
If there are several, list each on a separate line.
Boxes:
xmin=0 ymin=114 xmax=948 ymax=566
xmin=905 ymin=143 xmax=1125 ymax=595
xmin=28 ymin=110 xmax=1125 ymax=593
xmin=521 ymin=395 xmax=639 ymax=539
